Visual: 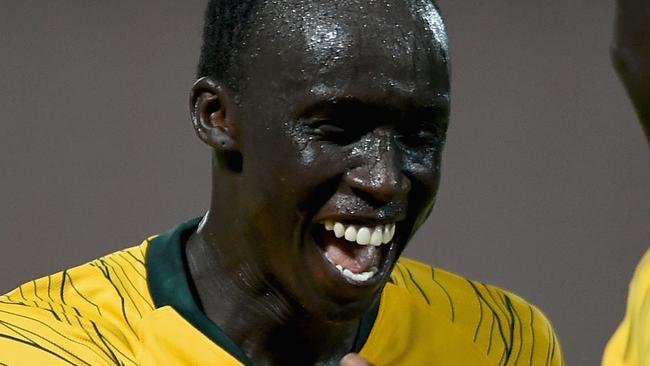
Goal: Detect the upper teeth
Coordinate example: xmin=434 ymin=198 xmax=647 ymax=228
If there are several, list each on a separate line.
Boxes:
xmin=323 ymin=221 xmax=396 ymax=246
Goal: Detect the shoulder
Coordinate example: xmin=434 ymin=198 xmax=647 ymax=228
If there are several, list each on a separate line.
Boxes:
xmin=0 ymin=240 xmax=153 ymax=365
xmin=603 ymin=248 xmax=650 ymax=365
xmin=390 ymin=257 xmax=565 ymax=366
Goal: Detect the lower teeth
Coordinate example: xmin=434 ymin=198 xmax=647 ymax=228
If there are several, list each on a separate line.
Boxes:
xmin=340 ymin=266 xmax=378 ymax=282
xmin=324 ymin=253 xmax=378 ymax=282
xmin=339 ymin=267 xmax=377 ymax=282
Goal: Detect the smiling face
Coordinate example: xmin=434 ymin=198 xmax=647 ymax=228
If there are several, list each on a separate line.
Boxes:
xmin=215 ymin=0 xmax=450 ymax=320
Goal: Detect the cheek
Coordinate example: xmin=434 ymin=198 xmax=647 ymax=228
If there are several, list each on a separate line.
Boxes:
xmin=285 ymin=123 xmax=350 ymax=179
xmin=297 ymin=141 xmax=348 ymax=172
xmin=404 ymin=152 xmax=443 ymax=216
xmin=404 ymin=147 xmax=442 ymax=184
xmin=245 ymin=127 xmax=347 ymax=211
xmin=280 ymin=138 xmax=354 ymax=219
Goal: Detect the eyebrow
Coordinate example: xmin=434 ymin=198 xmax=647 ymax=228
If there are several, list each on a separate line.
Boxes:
xmin=296 ymin=94 xmax=450 ymax=118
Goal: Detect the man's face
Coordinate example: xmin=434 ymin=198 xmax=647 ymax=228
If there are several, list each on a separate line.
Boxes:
xmin=227 ymin=0 xmax=449 ymax=320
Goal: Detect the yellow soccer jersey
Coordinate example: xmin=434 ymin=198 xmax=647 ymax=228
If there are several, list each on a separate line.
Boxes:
xmin=0 ymin=218 xmax=564 ymax=365
xmin=603 ymin=248 xmax=650 ymax=366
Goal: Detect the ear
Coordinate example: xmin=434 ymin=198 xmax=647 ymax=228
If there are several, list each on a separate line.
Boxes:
xmin=190 ymin=76 xmax=239 ymax=152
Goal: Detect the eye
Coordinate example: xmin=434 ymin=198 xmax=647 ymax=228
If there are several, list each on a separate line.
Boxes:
xmin=314 ymin=123 xmax=345 ymax=137
xmin=308 ymin=119 xmax=357 ymax=145
xmin=395 ymin=121 xmax=446 ymax=148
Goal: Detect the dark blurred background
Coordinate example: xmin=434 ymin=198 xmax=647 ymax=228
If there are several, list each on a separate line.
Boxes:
xmin=1 ymin=1 xmax=648 ymax=365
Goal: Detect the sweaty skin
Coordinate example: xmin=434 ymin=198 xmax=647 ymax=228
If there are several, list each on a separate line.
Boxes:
xmin=185 ymin=0 xmax=449 ymax=365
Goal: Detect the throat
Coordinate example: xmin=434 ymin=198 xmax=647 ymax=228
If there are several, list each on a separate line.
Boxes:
xmin=256 ymin=316 xmax=361 ymax=366
xmin=185 ymin=230 xmax=363 ymax=366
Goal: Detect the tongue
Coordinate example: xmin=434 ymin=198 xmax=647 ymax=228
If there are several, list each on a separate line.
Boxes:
xmin=322 ymin=232 xmax=380 ymax=273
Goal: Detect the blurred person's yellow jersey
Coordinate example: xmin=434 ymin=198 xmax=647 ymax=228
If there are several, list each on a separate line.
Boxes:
xmin=603 ymin=249 xmax=650 ymax=366
xmin=0 ymin=218 xmax=564 ymax=365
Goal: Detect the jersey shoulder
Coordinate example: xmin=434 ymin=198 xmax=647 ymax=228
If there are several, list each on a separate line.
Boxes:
xmin=391 ymin=257 xmax=565 ymax=366
xmin=603 ymin=248 xmax=650 ymax=366
xmin=0 ymin=240 xmax=154 ymax=366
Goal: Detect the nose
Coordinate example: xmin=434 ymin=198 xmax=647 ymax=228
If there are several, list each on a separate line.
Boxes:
xmin=344 ymin=138 xmax=411 ymax=204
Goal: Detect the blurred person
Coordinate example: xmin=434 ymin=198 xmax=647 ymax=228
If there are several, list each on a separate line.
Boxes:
xmin=602 ymin=0 xmax=650 ymax=364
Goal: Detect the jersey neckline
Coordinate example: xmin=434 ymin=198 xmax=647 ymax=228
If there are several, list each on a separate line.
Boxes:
xmin=145 ymin=217 xmax=379 ymax=365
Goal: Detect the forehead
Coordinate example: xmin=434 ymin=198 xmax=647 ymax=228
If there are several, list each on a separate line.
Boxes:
xmin=237 ymin=0 xmax=450 ymax=107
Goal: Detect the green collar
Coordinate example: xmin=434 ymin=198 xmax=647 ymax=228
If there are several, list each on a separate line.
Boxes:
xmin=146 ymin=217 xmax=378 ymax=365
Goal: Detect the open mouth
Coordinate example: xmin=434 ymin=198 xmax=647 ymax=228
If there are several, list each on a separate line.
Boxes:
xmin=312 ymin=220 xmax=397 ymax=285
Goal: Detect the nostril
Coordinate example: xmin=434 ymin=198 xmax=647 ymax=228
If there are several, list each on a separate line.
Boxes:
xmin=350 ymin=187 xmax=392 ymax=208
xmin=400 ymin=174 xmax=412 ymax=193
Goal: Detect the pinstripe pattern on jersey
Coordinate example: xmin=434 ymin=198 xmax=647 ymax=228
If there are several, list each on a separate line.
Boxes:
xmin=0 ymin=243 xmax=153 ymax=366
xmin=391 ymin=259 xmax=564 ymax=366
xmin=0 ymin=221 xmax=564 ymax=365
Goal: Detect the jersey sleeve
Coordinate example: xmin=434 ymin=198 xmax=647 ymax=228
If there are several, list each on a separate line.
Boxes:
xmin=494 ymin=286 xmax=565 ymax=366
xmin=603 ymin=248 xmax=650 ymax=366
xmin=0 ymin=245 xmax=151 ymax=366
xmin=0 ymin=278 xmax=122 ymax=366
xmin=392 ymin=258 xmax=565 ymax=366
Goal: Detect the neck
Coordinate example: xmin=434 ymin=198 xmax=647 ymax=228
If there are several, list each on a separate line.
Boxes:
xmin=185 ymin=213 xmax=361 ymax=366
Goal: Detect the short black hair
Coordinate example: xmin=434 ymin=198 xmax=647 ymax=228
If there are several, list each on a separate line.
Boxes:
xmin=197 ymin=0 xmax=258 ymax=81
xmin=197 ymin=0 xmax=446 ymax=83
